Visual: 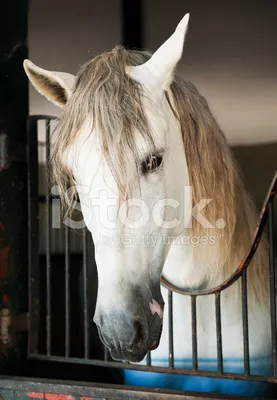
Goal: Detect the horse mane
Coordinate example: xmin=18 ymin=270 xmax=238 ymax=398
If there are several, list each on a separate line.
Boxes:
xmin=51 ymin=45 xmax=269 ymax=308
xmin=168 ymin=76 xmax=269 ymax=306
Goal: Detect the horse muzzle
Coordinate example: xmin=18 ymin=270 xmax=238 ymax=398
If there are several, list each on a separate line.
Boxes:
xmin=109 ymin=320 xmax=163 ymax=362
xmin=96 ymin=312 xmax=164 ymax=363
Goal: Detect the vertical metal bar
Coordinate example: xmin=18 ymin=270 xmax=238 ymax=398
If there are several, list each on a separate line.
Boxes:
xmin=191 ymin=295 xmax=198 ymax=371
xmin=215 ymin=292 xmax=223 ymax=373
xmin=27 ymin=117 xmax=40 ymax=355
xmin=168 ymin=290 xmax=174 ymax=368
xmin=241 ymin=269 xmax=250 ymax=375
xmin=268 ymin=202 xmax=277 ymax=375
xmin=83 ymin=227 xmax=89 ymax=359
xmin=65 ymin=225 xmax=70 ymax=357
xmin=122 ymin=0 xmax=143 ymax=49
xmin=45 ymin=120 xmax=51 ymax=356
xmin=104 ymin=347 xmax=109 ymax=362
xmin=146 ymin=350 xmax=151 ymax=366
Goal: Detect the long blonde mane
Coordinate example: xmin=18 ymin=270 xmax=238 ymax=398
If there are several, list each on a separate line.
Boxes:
xmin=51 ymin=45 xmax=269 ymax=308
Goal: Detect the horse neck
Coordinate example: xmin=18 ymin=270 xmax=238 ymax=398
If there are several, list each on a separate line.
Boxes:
xmin=162 ymin=230 xmax=221 ymax=290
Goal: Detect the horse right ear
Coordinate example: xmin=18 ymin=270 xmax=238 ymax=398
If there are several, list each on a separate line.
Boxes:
xmin=126 ymin=14 xmax=190 ymax=94
xmin=23 ymin=59 xmax=76 ymax=108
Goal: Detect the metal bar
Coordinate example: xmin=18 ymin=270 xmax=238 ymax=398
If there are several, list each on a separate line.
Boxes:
xmin=241 ymin=270 xmax=250 ymax=375
xmin=146 ymin=350 xmax=151 ymax=367
xmin=0 ymin=133 xmax=10 ymax=170
xmin=39 ymin=194 xmax=60 ymax=203
xmin=168 ymin=290 xmax=174 ymax=368
xmin=215 ymin=292 xmax=223 ymax=373
xmin=29 ymin=115 xmax=57 ymax=122
xmin=268 ymin=202 xmax=277 ymax=375
xmin=65 ymin=225 xmax=70 ymax=357
xmin=29 ymin=353 xmax=277 ymax=383
xmin=191 ymin=296 xmax=198 ymax=371
xmin=27 ymin=118 xmax=40 ymax=355
xmin=82 ymin=227 xmax=89 ymax=359
xmin=104 ymin=347 xmax=109 ymax=362
xmin=45 ymin=119 xmax=51 ymax=356
xmin=121 ymin=0 xmax=143 ymax=49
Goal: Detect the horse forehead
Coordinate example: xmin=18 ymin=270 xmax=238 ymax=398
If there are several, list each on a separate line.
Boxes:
xmin=140 ymin=95 xmax=170 ymax=137
xmin=63 ymin=98 xmax=173 ymax=179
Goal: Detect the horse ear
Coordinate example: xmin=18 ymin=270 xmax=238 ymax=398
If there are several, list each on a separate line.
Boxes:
xmin=23 ymin=59 xmax=76 ymax=108
xmin=126 ymin=13 xmax=190 ymax=92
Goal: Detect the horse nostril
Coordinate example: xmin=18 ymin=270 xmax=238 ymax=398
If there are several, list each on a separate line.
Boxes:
xmin=134 ymin=320 xmax=142 ymax=335
xmin=131 ymin=320 xmax=144 ymax=349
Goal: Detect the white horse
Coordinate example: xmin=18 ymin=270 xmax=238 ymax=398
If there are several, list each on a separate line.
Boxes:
xmin=24 ymin=14 xmax=273 ymax=397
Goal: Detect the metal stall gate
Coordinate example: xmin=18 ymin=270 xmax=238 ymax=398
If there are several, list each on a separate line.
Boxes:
xmin=21 ymin=115 xmax=277 ymax=400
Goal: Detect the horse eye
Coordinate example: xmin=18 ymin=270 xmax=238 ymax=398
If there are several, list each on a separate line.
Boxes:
xmin=141 ymin=154 xmax=163 ymax=174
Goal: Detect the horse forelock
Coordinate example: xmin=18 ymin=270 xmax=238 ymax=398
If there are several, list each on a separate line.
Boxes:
xmin=50 ymin=46 xmax=156 ymax=209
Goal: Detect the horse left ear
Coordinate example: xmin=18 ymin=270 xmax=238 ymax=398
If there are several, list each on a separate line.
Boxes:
xmin=126 ymin=13 xmax=190 ymax=92
xmin=23 ymin=59 xmax=76 ymax=108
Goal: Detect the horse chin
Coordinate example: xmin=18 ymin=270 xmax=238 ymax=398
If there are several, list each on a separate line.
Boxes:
xmin=109 ymin=324 xmax=163 ymax=363
xmin=110 ymin=349 xmax=146 ymax=363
